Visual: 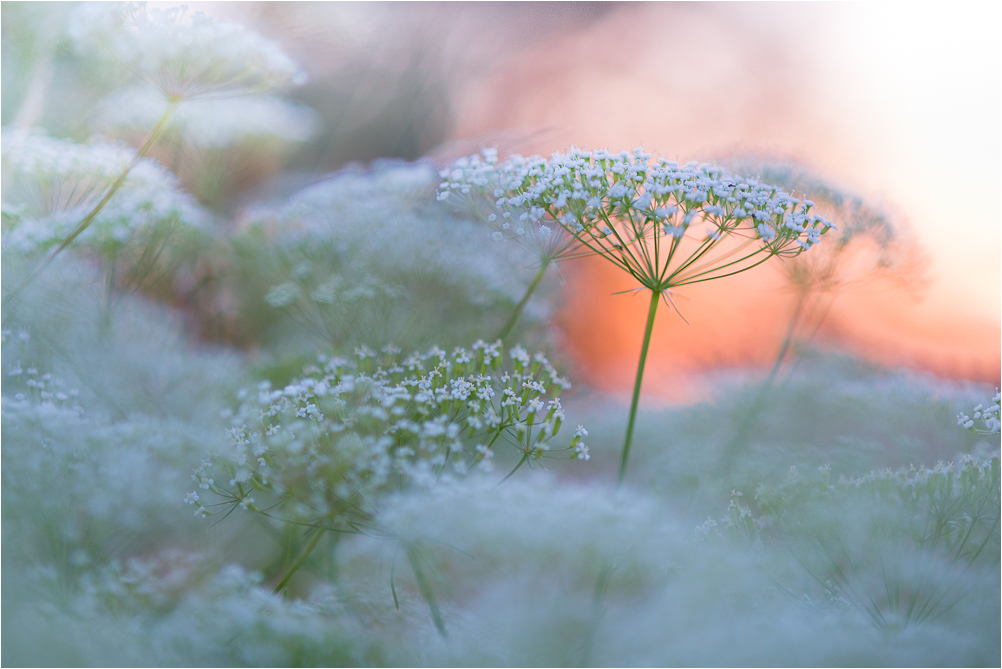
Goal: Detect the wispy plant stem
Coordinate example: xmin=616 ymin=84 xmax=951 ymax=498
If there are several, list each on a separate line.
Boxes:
xmin=765 ymin=288 xmax=808 ymax=387
xmin=273 ymin=526 xmax=325 ymax=594
xmin=496 ymin=260 xmax=549 ymax=341
xmin=4 ymin=101 xmax=179 ymax=306
xmin=405 ymin=542 xmax=447 ymax=638
xmin=618 ymin=288 xmax=660 ymax=486
xmin=496 ymin=452 xmax=529 ymax=487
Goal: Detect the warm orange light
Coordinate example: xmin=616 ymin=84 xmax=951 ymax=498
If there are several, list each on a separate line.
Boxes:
xmin=452 ymin=3 xmax=1000 ymax=397
xmin=556 ymin=255 xmax=1000 ymax=402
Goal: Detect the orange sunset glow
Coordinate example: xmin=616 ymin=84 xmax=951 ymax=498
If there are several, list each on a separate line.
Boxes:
xmin=448 ymin=3 xmax=1001 ymax=396
xmin=150 ymin=2 xmax=1001 ymax=395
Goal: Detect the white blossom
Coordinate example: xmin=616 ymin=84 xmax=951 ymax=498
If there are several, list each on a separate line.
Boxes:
xmin=68 ymin=2 xmax=306 ymax=101
xmin=1 ymin=128 xmax=209 ymax=254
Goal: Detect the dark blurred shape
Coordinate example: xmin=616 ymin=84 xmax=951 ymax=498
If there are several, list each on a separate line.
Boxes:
xmin=232 ymin=2 xmax=617 ymax=175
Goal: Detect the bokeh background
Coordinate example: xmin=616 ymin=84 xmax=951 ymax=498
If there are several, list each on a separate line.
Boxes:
xmin=178 ymin=2 xmax=1002 ymax=397
xmin=6 ymin=2 xmax=997 ymax=395
xmin=3 ymin=5 xmax=1000 ymax=666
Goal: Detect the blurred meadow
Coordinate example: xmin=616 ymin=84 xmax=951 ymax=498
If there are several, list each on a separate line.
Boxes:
xmin=2 ymin=2 xmax=999 ymax=667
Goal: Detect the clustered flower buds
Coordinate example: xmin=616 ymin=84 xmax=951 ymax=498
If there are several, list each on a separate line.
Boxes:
xmin=957 ymin=390 xmax=1001 ymax=435
xmin=438 ymin=148 xmax=577 ymax=267
xmin=189 ymin=341 xmax=585 ymax=525
xmin=439 ymin=147 xmax=836 ymax=292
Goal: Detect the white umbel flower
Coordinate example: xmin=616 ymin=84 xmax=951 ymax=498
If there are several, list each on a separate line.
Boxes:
xmin=1 ymin=128 xmax=209 ymax=254
xmin=244 ymin=161 xmax=535 ymax=309
xmin=68 ymin=2 xmax=306 ymax=101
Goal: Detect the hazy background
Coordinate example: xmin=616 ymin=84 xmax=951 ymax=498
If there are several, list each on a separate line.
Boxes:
xmin=9 ymin=1 xmax=997 ymax=396
xmin=208 ymin=2 xmax=1002 ymax=396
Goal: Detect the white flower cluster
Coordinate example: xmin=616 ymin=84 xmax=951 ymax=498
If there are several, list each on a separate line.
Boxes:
xmin=439 ymin=147 xmax=836 ymax=287
xmin=68 ymin=2 xmax=306 ymax=101
xmin=190 ymin=341 xmax=585 ymax=525
xmin=92 ymin=85 xmax=320 ymax=148
xmin=1 ymin=128 xmax=209 ymax=254
xmin=957 ymin=390 xmax=1001 ymax=435
xmin=243 ymin=161 xmax=536 ymax=308
xmin=437 ymin=147 xmax=576 ymax=265
xmin=722 ymin=157 xmax=918 ymax=294
xmin=4 ymin=363 xmax=82 ymax=411
xmin=700 ymin=453 xmax=1000 ymax=560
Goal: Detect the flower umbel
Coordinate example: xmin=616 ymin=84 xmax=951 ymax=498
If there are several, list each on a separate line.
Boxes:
xmin=1 ymin=128 xmax=208 ymax=255
xmin=438 ymin=147 xmax=583 ymax=340
xmin=441 ymin=147 xmax=835 ymax=483
xmin=69 ymin=2 xmax=306 ymax=102
xmin=190 ymin=340 xmax=585 ymax=599
xmin=957 ymin=390 xmax=1001 ymax=436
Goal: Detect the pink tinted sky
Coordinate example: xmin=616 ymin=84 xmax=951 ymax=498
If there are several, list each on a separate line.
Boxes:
xmin=174 ymin=2 xmax=1001 ymax=394
xmin=447 ymin=3 xmax=1000 ymax=394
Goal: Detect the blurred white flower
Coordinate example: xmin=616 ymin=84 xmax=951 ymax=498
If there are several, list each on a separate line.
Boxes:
xmin=957 ymin=389 xmax=1001 ymax=435
xmin=1 ymin=128 xmax=209 ymax=254
xmin=244 ymin=161 xmax=540 ymax=313
xmin=67 ymin=2 xmax=304 ymax=102
xmin=92 ymin=84 xmax=320 ymax=148
xmin=68 ymin=2 xmax=307 ymax=101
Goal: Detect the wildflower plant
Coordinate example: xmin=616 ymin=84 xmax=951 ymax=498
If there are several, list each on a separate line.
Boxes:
xmin=228 ymin=162 xmax=546 ymax=352
xmin=1 ymin=129 xmax=210 ymax=306
xmin=68 ymin=2 xmax=306 ymax=103
xmin=3 ymin=1 xmax=307 ymax=304
xmin=723 ymin=159 xmax=924 ymax=385
xmin=704 ymin=453 xmax=1001 ymax=631
xmin=190 ymin=340 xmax=586 ymax=629
xmin=702 ymin=403 xmax=1001 ymax=632
xmin=957 ymin=390 xmax=1001 ymax=436
xmin=263 ymin=272 xmax=405 ymax=352
xmin=438 ymin=148 xmax=582 ymax=340
xmin=92 ymin=85 xmax=321 ymax=208
xmin=440 ymin=147 xmax=835 ymax=483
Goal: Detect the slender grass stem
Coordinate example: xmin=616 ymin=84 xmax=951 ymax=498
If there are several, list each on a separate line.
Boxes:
xmin=404 ymin=542 xmax=447 ymax=638
xmin=3 ymin=101 xmax=178 ymax=306
xmin=618 ymin=288 xmax=661 ymax=487
xmin=581 ymin=561 xmax=616 ymax=666
xmin=968 ymin=506 xmax=1001 ymax=566
xmin=765 ymin=288 xmax=808 ymax=388
xmin=496 ymin=452 xmax=529 ymax=487
xmin=273 ymin=526 xmax=325 ymax=594
xmin=496 ymin=260 xmax=549 ymax=341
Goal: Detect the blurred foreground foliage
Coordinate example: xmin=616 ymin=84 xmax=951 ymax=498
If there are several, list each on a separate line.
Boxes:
xmin=2 ymin=3 xmax=998 ymax=666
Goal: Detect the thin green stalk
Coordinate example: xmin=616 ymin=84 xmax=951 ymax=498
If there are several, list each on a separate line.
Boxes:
xmin=618 ymin=288 xmax=661 ymax=486
xmin=4 ymin=101 xmax=178 ymax=306
xmin=765 ymin=288 xmax=808 ymax=388
xmin=404 ymin=542 xmax=447 ymax=638
xmin=581 ymin=561 xmax=616 ymax=667
xmin=967 ymin=506 xmax=1001 ymax=566
xmin=100 ymin=249 xmax=118 ymax=334
xmin=496 ymin=452 xmax=529 ymax=487
xmin=496 ymin=260 xmax=549 ymax=341
xmin=273 ymin=526 xmax=325 ymax=594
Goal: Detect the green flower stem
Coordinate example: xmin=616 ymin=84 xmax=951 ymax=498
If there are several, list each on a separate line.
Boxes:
xmin=765 ymin=288 xmax=808 ymax=388
xmin=404 ymin=542 xmax=447 ymax=638
xmin=496 ymin=452 xmax=529 ymax=487
xmin=496 ymin=260 xmax=549 ymax=341
xmin=273 ymin=526 xmax=325 ymax=594
xmin=618 ymin=288 xmax=661 ymax=487
xmin=4 ymin=100 xmax=179 ymax=306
